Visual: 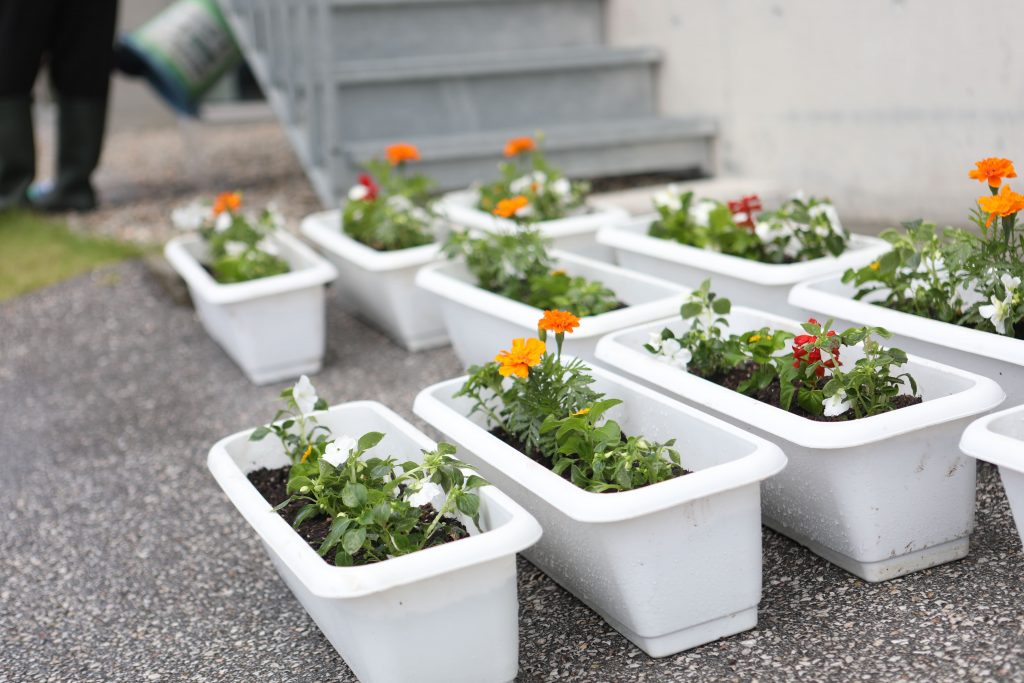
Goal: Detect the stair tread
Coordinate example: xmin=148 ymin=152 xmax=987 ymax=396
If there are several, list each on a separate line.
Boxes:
xmin=333 ymin=46 xmax=661 ymax=84
xmin=344 ymin=117 xmax=717 ymax=162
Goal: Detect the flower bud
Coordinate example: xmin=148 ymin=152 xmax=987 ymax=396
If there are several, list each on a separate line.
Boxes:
xmin=299 ymin=485 xmax=309 ymax=493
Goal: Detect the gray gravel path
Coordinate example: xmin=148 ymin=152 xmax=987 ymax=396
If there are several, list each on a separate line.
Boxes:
xmin=1 ymin=262 xmax=1022 ymax=682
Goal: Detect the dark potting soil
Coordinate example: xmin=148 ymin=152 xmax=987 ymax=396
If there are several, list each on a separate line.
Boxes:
xmin=699 ymin=361 xmax=923 ymax=422
xmin=246 ymin=466 xmax=470 ymax=567
xmin=488 ymin=427 xmax=689 ymax=491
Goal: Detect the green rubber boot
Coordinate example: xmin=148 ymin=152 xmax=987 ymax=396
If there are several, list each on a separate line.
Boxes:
xmin=31 ymin=97 xmax=107 ymax=212
xmin=0 ymin=97 xmax=35 ymax=211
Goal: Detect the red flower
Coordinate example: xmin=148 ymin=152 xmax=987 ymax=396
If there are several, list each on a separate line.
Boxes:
xmin=728 ymin=194 xmax=763 ymax=228
xmin=792 ymin=329 xmax=840 ymax=378
xmin=358 ymin=174 xmax=379 ymax=201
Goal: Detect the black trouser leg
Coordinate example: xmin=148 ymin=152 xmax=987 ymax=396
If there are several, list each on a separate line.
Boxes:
xmin=32 ymin=0 xmax=119 ymax=212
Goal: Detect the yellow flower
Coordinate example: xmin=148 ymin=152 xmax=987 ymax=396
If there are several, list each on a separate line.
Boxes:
xmin=748 ymin=334 xmax=762 ymax=343
xmin=495 ymin=337 xmax=546 ymax=378
xmin=550 ymin=269 xmax=567 ymax=276
xmin=573 ymin=408 xmax=590 ymax=416
xmin=869 ymin=261 xmax=880 ymax=271
xmin=300 ymin=445 xmax=313 ymax=463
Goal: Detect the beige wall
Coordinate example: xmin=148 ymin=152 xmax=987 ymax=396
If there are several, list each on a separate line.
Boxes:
xmin=607 ymin=0 xmax=1024 ymax=227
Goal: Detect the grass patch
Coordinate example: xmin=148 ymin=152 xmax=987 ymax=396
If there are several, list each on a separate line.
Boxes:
xmin=0 ymin=210 xmax=145 ymax=301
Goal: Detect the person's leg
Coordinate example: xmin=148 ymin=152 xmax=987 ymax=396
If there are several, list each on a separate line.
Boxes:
xmin=32 ymin=0 xmax=119 ymax=212
xmin=0 ymin=0 xmax=55 ymax=211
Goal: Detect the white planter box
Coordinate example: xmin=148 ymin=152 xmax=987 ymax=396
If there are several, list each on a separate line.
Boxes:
xmin=595 ymin=307 xmax=1005 ymax=582
xmin=164 ymin=232 xmax=337 ymax=385
xmin=414 ymin=365 xmax=787 ymax=657
xmin=960 ymin=404 xmax=1024 ymax=550
xmin=790 ymin=274 xmax=1024 ymax=405
xmin=415 ymin=251 xmax=686 ymax=368
xmin=208 ymin=401 xmax=542 ymax=683
xmin=299 ymin=209 xmax=448 ymax=351
xmin=436 ymin=189 xmax=629 ymax=262
xmin=597 ymin=214 xmax=889 ymax=317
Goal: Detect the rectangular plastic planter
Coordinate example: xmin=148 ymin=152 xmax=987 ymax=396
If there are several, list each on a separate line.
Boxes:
xmin=790 ymin=274 xmax=1024 ymax=405
xmin=164 ymin=231 xmax=337 ymax=385
xmin=208 ymin=401 xmax=542 ymax=683
xmin=597 ymin=214 xmax=889 ymax=317
xmin=960 ymin=404 xmax=1024 ymax=550
xmin=300 ymin=209 xmax=448 ymax=351
xmin=414 ymin=365 xmax=787 ymax=657
xmin=436 ymin=189 xmax=629 ymax=262
xmin=415 ymin=250 xmax=685 ymax=368
xmin=595 ymin=307 xmax=1005 ymax=582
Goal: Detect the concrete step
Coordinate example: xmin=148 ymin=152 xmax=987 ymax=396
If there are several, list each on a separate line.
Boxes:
xmin=341 ymin=116 xmax=717 ymax=195
xmin=325 ymin=0 xmax=605 ymax=60
xmin=332 ymin=47 xmax=661 ymax=140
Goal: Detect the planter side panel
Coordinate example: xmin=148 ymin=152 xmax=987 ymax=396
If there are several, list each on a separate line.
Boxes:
xmin=1000 ymin=466 xmax=1024 ymax=549
xmin=267 ymin=549 xmax=520 ymax=683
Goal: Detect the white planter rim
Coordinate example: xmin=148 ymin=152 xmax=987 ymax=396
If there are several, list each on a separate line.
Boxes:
xmin=300 ymin=209 xmax=442 ymax=272
xmin=164 ymin=231 xmax=337 ymax=304
xmin=594 ymin=307 xmax=1005 ymax=449
xmin=596 ymin=214 xmax=890 ymax=286
xmin=415 ymin=250 xmax=685 ymax=340
xmin=960 ymin=403 xmax=1024 ymax=472
xmin=207 ymin=400 xmax=542 ymax=599
xmin=413 ymin=363 xmax=787 ymax=523
xmin=790 ymin=274 xmax=1024 ymax=368
xmin=437 ymin=188 xmax=629 ymax=239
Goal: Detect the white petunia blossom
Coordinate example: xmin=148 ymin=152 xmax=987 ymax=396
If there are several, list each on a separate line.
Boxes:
xmin=348 ymin=184 xmax=369 ymax=201
xmin=653 ymin=184 xmax=683 ymax=213
xmin=689 ymin=199 xmax=719 ymax=227
xmin=386 ymin=194 xmax=414 ymax=212
xmin=979 ymin=295 xmax=1013 ymax=334
xmin=657 ymin=337 xmax=692 ymax=370
xmin=215 ymin=211 xmax=233 ymax=232
xmin=292 ymin=374 xmax=319 ymax=414
xmin=647 ymin=331 xmax=664 ymax=352
xmin=551 ymin=177 xmax=571 ymax=197
xmin=1001 ymin=273 xmax=1021 ymax=295
xmin=323 ymin=435 xmax=358 ymax=467
xmin=808 ymin=202 xmax=843 ymax=234
xmin=255 ymin=237 xmax=280 ymax=256
xmin=822 ymin=388 xmax=852 ymax=417
xmin=510 ymin=170 xmax=547 ymax=194
xmin=406 ymin=481 xmax=447 ymax=511
xmin=171 ymin=202 xmax=209 ymax=231
xmin=224 ymin=240 xmax=247 ymax=257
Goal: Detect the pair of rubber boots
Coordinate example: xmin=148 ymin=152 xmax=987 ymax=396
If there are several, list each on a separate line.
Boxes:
xmin=0 ymin=96 xmax=106 ymax=212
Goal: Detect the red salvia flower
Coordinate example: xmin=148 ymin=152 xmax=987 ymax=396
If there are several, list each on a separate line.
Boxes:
xmin=791 ymin=322 xmax=840 ymax=378
xmin=727 ymin=194 xmax=763 ymax=228
xmin=358 ymin=174 xmax=379 ymax=201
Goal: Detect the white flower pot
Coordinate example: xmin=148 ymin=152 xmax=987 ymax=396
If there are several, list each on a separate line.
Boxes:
xmin=164 ymin=232 xmax=337 ymax=385
xmin=208 ymin=401 xmax=542 ymax=683
xmin=960 ymin=404 xmax=1024 ymax=550
xmin=790 ymin=274 xmax=1024 ymax=404
xmin=299 ymin=209 xmax=449 ymax=351
xmin=415 ymin=251 xmax=686 ymax=369
xmin=436 ymin=189 xmax=629 ymax=262
xmin=595 ymin=307 xmax=1005 ymax=582
xmin=597 ymin=214 xmax=889 ymax=317
xmin=414 ymin=365 xmax=787 ymax=657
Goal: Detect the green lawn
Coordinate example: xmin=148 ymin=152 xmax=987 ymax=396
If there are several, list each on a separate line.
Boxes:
xmin=0 ymin=211 xmax=144 ymax=301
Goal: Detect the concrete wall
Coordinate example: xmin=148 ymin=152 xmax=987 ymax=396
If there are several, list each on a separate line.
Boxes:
xmin=607 ymin=0 xmax=1024 ymax=227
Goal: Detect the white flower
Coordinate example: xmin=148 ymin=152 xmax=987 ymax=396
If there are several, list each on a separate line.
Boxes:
xmin=406 ymin=481 xmax=447 ymax=510
xmin=808 ymin=202 xmax=842 ymax=234
xmin=979 ymin=295 xmax=1012 ymax=335
xmin=255 ymin=237 xmax=280 ymax=256
xmin=822 ymin=389 xmax=852 ymax=417
xmin=386 ymin=194 xmax=414 ymax=212
xmin=689 ymin=199 xmax=718 ymax=227
xmin=647 ymin=331 xmax=663 ymax=351
xmin=657 ymin=337 xmax=692 ymax=369
xmin=653 ymin=184 xmax=683 ymax=213
xmin=292 ymin=375 xmax=319 ymax=414
xmin=348 ymin=184 xmax=369 ymax=201
xmin=224 ymin=240 xmax=247 ymax=257
xmin=510 ymin=171 xmax=547 ymax=194
xmin=551 ymin=177 xmax=571 ymax=197
xmin=1001 ymin=273 xmax=1021 ymax=295
xmin=323 ymin=435 xmax=358 ymax=467
xmin=171 ymin=202 xmax=209 ymax=231
xmin=214 ymin=211 xmax=233 ymax=232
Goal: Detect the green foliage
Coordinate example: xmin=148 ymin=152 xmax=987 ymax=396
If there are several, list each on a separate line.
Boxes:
xmin=198 ymin=206 xmax=290 ymax=284
xmin=341 ymin=159 xmax=437 ymax=251
xmin=442 ymin=227 xmax=621 ymax=317
xmin=649 ymin=191 xmax=762 ymax=259
xmin=455 ymin=340 xmax=685 ymax=493
xmin=476 ymin=139 xmax=588 ymax=221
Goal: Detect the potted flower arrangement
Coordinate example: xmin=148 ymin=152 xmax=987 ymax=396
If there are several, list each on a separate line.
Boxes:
xmin=436 ymin=135 xmax=628 ymax=261
xmin=595 ymin=282 xmax=1005 ymax=581
xmin=416 ymin=197 xmax=685 ymax=367
xmin=164 ymin=192 xmax=337 ymax=384
xmin=414 ymin=313 xmax=787 ymax=656
xmin=207 ymin=375 xmax=542 ymax=683
xmin=301 ymin=143 xmax=450 ymax=351
xmin=960 ymin=403 xmax=1024 ymax=550
xmin=596 ymin=187 xmax=888 ymax=317
xmin=790 ymin=157 xmax=1024 ymax=403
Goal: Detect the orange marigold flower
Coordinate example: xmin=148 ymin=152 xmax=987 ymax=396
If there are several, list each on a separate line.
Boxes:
xmin=978 ymin=184 xmax=1024 ymax=227
xmin=300 ymin=445 xmax=313 ymax=464
xmin=493 ymin=195 xmax=529 ymax=218
xmin=504 ymin=136 xmax=536 ymax=157
xmin=386 ymin=142 xmax=420 ymax=165
xmin=212 ymin=191 xmax=242 ymax=215
xmin=495 ymin=337 xmax=546 ymax=378
xmin=969 ymin=157 xmax=1017 ymax=188
xmin=539 ymin=309 xmax=580 ymax=335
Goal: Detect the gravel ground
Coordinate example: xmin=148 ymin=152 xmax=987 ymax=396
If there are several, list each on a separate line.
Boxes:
xmin=1 ymin=262 xmax=1022 ymax=682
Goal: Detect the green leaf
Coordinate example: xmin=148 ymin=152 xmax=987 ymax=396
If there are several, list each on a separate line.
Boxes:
xmin=341 ymin=483 xmax=368 ymax=508
xmin=342 ymin=527 xmax=367 ymax=555
xmin=358 ymin=432 xmax=385 ymax=452
xmin=711 ymin=297 xmax=731 ymax=315
xmin=249 ymin=426 xmax=271 ymax=441
xmin=371 ymin=502 xmax=391 ymax=526
xmin=456 ymin=493 xmax=480 ymax=517
xmin=318 ymin=517 xmax=352 ymax=556
xmin=293 ymin=504 xmax=320 ymax=528
xmin=680 ymin=302 xmax=703 ymax=319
